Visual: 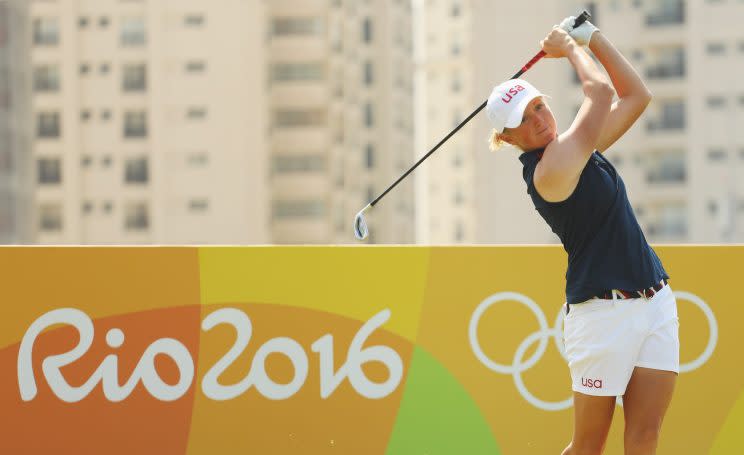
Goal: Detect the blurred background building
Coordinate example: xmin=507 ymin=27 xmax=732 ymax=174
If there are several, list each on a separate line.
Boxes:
xmin=268 ymin=0 xmax=415 ymax=244
xmin=0 ymin=0 xmax=414 ymax=245
xmin=0 ymin=0 xmax=742 ymax=245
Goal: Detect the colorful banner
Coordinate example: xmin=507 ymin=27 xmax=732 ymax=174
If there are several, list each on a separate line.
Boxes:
xmin=0 ymin=246 xmax=741 ymax=454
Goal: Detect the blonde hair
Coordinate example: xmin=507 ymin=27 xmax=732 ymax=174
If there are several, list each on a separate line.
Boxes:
xmin=488 ymin=128 xmax=508 ymax=152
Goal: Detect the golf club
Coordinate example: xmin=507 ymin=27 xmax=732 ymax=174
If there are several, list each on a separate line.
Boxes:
xmin=354 ymin=10 xmax=591 ymax=241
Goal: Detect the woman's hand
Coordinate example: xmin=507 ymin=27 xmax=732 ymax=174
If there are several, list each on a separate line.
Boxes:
xmin=540 ymin=27 xmax=576 ymax=59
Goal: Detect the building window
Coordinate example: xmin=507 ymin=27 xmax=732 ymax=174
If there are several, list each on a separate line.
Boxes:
xmin=453 ymin=151 xmax=463 ymax=168
xmin=33 ymin=65 xmax=60 ymax=92
xmin=123 ymin=111 xmax=147 ymax=138
xmin=364 ymin=103 xmax=374 ymax=127
xmin=78 ymin=17 xmax=89 ymax=28
xmin=272 ymin=154 xmax=326 ymax=174
xmin=80 ymin=110 xmax=91 ymax=121
xmin=452 ymin=110 xmax=462 ymax=128
xmin=454 ymin=185 xmax=464 ymax=205
xmin=102 ymin=201 xmax=114 ymax=214
xmin=99 ymin=17 xmax=110 ymax=28
xmin=707 ymin=148 xmax=727 ymax=161
xmin=452 ymin=73 xmax=461 ymax=92
xmin=274 ymin=109 xmax=326 ymax=127
xmin=646 ymin=47 xmax=685 ymax=79
xmin=706 ymin=96 xmax=726 ymax=108
xmin=272 ymin=17 xmax=323 ymax=36
xmin=39 ymin=203 xmax=63 ymax=232
xmin=188 ymin=198 xmax=209 ymax=213
xmin=80 ymin=63 xmax=90 ymax=75
xmin=38 ymin=158 xmax=61 ymax=184
xmin=124 ymin=202 xmax=149 ymax=231
xmin=365 ymin=144 xmax=375 ymax=169
xmin=646 ymin=202 xmax=687 ymax=237
xmin=363 ymin=61 xmax=374 ymax=85
xmin=362 ymin=17 xmax=373 ymax=43
xmin=82 ymin=201 xmax=93 ymax=215
xmin=271 ymin=62 xmax=324 ymax=82
xmin=706 ymin=42 xmax=726 ymax=55
xmin=646 ymin=149 xmax=685 ymax=183
xmin=120 ymin=17 xmax=146 ymax=46
xmin=101 ymin=156 xmax=113 ymax=168
xmin=122 ymin=63 xmax=147 ymax=92
xmin=186 ymin=107 xmax=207 ymax=120
xmin=647 ymin=100 xmax=685 ymax=131
xmin=101 ymin=110 xmax=112 ymax=121
xmin=124 ymin=157 xmax=148 ymax=184
xmin=81 ymin=155 xmax=92 ymax=167
xmin=451 ymin=36 xmax=461 ymax=56
xmin=185 ymin=60 xmax=206 ymax=73
xmin=272 ymin=200 xmax=325 ymax=219
xmin=451 ymin=1 xmax=462 ymax=17
xmin=184 ymin=14 xmax=205 ymax=27
xmin=454 ymin=221 xmax=464 ymax=242
xmin=187 ymin=152 xmax=209 ymax=167
xmin=33 ymin=18 xmax=59 ymax=46
xmin=99 ymin=63 xmax=111 ymax=75
xmin=645 ymin=0 xmax=684 ymax=25
xmin=37 ymin=112 xmax=60 ymax=138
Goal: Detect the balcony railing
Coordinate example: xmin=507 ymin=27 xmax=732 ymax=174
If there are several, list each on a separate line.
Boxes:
xmin=646 ymin=222 xmax=687 ymax=237
xmin=646 ymin=166 xmax=686 ymax=184
xmin=647 ymin=117 xmax=685 ymax=131
xmin=646 ymin=62 xmax=685 ymax=79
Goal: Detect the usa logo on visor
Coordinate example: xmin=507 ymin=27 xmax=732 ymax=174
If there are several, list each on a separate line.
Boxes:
xmin=501 ymin=85 xmax=525 ymax=103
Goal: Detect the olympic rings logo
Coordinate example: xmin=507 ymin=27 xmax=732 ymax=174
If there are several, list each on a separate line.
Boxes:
xmin=468 ymin=290 xmax=717 ymax=411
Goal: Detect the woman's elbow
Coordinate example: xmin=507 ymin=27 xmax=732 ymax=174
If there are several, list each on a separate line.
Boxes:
xmin=583 ymin=80 xmax=615 ymax=104
xmin=640 ymin=87 xmax=653 ymax=108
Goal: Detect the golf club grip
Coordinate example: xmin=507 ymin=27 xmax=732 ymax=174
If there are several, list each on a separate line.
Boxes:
xmin=511 ymin=9 xmax=590 ymax=79
xmin=511 ymin=51 xmax=546 ymax=80
xmin=368 ymin=9 xmax=591 ymax=209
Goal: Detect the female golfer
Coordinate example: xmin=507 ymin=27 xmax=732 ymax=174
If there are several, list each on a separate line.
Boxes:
xmin=485 ymin=18 xmax=679 ymax=455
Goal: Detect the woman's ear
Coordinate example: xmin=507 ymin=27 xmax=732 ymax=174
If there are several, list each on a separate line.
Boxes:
xmin=499 ymin=131 xmax=514 ymax=145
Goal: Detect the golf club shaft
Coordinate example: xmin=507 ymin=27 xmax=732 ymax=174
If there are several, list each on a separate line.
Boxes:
xmin=367 ymin=10 xmax=590 ymax=210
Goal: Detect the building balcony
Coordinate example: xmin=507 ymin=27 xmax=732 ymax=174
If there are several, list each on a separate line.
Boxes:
xmin=646 ymin=117 xmax=685 ymax=132
xmin=646 ymin=63 xmax=685 ymax=80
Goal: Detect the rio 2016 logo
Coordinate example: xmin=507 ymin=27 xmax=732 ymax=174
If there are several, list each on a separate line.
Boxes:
xmin=469 ymin=290 xmax=718 ymax=411
xmin=18 ymin=308 xmax=403 ymax=403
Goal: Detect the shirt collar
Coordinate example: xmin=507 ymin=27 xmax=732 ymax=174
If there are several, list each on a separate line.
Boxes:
xmin=518 ymin=148 xmax=545 ymax=166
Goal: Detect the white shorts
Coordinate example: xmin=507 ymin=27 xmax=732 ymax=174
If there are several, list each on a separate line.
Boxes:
xmin=562 ymin=284 xmax=679 ymax=397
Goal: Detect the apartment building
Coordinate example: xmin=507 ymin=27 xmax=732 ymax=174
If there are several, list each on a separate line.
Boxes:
xmin=8 ymin=0 xmax=269 ymax=244
xmin=1 ymin=0 xmax=414 ymax=245
xmin=267 ymin=0 xmax=415 ymax=244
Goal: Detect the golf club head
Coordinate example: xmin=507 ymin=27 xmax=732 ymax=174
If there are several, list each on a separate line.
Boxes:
xmin=354 ymin=204 xmax=371 ymax=240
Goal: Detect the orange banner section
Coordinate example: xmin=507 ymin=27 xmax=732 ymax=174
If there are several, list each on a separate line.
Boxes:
xmin=0 ymin=246 xmax=741 ymax=454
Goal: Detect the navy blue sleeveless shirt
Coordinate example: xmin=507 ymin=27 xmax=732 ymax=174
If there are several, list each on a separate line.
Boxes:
xmin=519 ymin=149 xmax=668 ymax=304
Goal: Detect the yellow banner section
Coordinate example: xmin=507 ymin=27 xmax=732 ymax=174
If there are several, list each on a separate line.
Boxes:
xmin=0 ymin=246 xmax=741 ymax=454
